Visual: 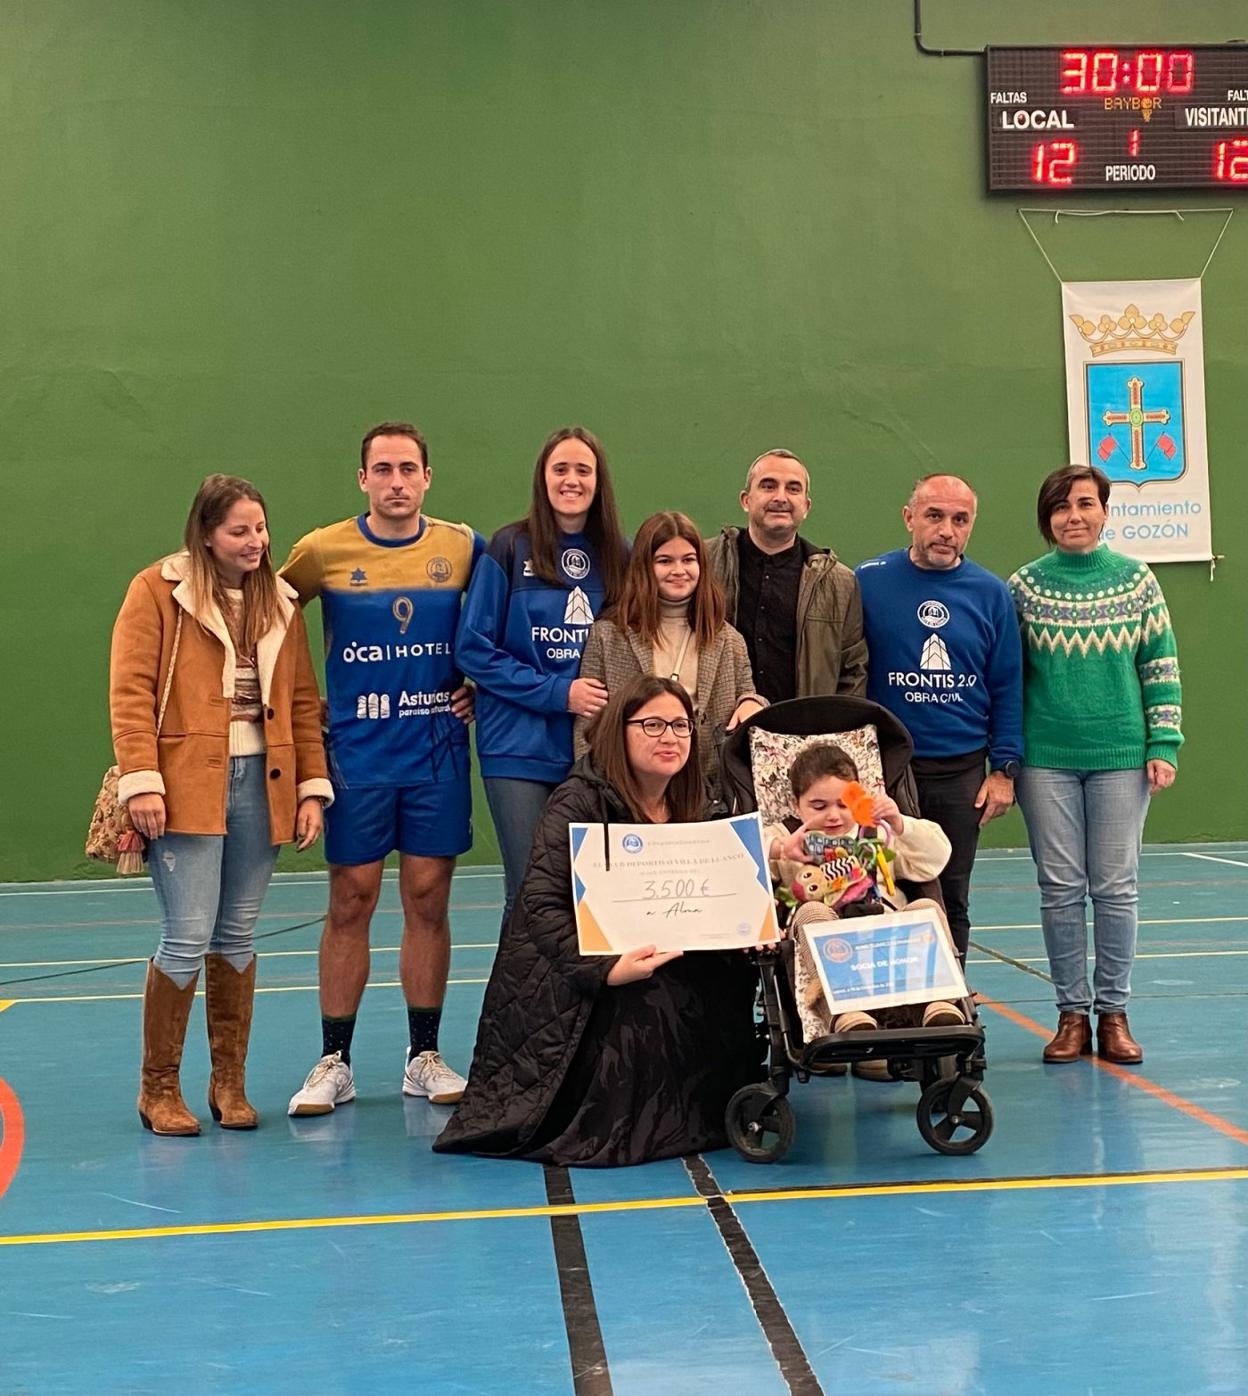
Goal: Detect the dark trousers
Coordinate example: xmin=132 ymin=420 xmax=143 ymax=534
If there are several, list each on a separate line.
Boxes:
xmin=911 ymin=748 xmax=988 ymax=965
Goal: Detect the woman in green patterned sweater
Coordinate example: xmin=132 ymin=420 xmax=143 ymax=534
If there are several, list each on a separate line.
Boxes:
xmin=1008 ymin=465 xmax=1182 ymax=1066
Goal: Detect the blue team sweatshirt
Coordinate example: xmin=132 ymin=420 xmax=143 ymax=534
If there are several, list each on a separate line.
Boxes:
xmin=455 ymin=524 xmax=606 ymax=783
xmin=855 ymin=548 xmax=1024 ymax=766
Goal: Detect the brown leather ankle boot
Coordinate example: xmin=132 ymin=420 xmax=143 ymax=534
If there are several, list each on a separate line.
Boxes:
xmin=205 ymin=955 xmax=259 ymax=1129
xmin=1097 ymin=1011 xmax=1143 ymax=1064
xmin=138 ymin=961 xmax=200 ymax=1135
xmin=1043 ymin=1011 xmax=1092 ymax=1063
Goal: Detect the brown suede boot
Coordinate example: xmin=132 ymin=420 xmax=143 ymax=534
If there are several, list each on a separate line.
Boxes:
xmin=204 ymin=955 xmax=259 ymax=1129
xmin=138 ymin=961 xmax=200 ymax=1135
xmin=1097 ymin=1011 xmax=1143 ymax=1064
xmin=1043 ymin=1011 xmax=1093 ymax=1063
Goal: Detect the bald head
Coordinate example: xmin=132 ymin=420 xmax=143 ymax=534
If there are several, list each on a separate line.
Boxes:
xmin=903 ymin=474 xmax=978 ymax=570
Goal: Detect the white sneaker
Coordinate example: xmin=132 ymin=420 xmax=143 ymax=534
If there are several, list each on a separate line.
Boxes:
xmin=834 ymin=1010 xmax=879 ymax=1034
xmin=288 ymin=1052 xmax=356 ymax=1117
xmin=402 ymin=1050 xmax=467 ymax=1104
xmin=923 ymin=1000 xmax=967 ymax=1028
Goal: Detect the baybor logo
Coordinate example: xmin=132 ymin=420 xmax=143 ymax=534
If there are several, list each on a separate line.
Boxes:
xmin=562 ymin=548 xmax=591 ymax=581
xmin=621 ymin=834 xmax=644 ymax=854
xmin=917 ymin=600 xmax=950 ymax=630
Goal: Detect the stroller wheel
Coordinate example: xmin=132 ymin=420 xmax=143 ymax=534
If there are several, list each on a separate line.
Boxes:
xmin=916 ymin=1077 xmax=994 ymax=1156
xmin=725 ymin=1085 xmax=795 ymax=1164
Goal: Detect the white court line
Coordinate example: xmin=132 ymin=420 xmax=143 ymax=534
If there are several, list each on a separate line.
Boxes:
xmin=974 ymin=915 xmax=1248 ymax=933
xmin=1 ymin=976 xmax=490 ymax=1006
xmin=1181 ymin=852 xmax=1248 ymax=870
xmin=10 ymin=847 xmax=1245 ymax=896
xmin=7 ymin=951 xmax=1247 ymax=1005
xmin=0 ymin=943 xmax=500 ymax=970
xmin=969 ymin=950 xmax=1248 ymax=966
xmin=0 ymin=867 xmax=506 ymax=897
xmin=5 ymin=917 xmax=1244 ymax=971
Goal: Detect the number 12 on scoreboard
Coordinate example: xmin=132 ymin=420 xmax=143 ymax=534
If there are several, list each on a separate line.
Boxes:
xmin=1214 ymin=139 xmax=1248 ymax=182
xmin=1032 ymin=140 xmax=1080 ymax=186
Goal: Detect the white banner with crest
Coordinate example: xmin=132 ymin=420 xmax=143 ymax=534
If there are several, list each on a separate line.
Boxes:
xmin=1063 ymin=279 xmax=1212 ymax=563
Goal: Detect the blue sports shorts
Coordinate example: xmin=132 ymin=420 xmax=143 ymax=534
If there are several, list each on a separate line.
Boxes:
xmin=323 ymin=780 xmax=472 ymax=866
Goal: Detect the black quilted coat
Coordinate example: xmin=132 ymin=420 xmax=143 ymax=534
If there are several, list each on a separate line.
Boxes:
xmin=433 ymin=761 xmax=761 ymax=1166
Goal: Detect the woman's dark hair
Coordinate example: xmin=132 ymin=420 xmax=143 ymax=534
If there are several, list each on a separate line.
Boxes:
xmin=609 ymin=511 xmax=726 ymax=648
xmin=183 ymin=474 xmax=281 ymax=652
xmin=789 ymin=742 xmax=859 ymax=801
xmin=1036 ymin=464 xmax=1111 ymax=544
xmin=518 ymin=426 xmax=628 ymax=603
xmin=585 ymin=675 xmax=704 ymax=823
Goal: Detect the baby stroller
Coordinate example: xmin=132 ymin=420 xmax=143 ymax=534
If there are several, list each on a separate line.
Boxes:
xmin=719 ymin=696 xmax=992 ymax=1162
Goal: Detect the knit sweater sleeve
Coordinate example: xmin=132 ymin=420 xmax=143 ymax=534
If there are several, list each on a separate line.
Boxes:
xmin=1135 ymin=567 xmax=1183 ymax=768
xmin=890 ymin=815 xmax=952 ymax=883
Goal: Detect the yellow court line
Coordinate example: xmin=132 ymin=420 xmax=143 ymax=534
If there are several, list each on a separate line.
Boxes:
xmin=3 ymin=1167 xmax=1246 ymax=1248
xmin=0 ymin=1195 xmax=706 ymax=1247
xmin=728 ymin=1167 xmax=1248 ymax=1205
xmin=0 ymin=1001 xmax=13 ymax=1014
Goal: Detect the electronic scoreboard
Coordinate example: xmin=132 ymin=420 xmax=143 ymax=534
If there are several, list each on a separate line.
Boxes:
xmin=986 ymin=45 xmax=1248 ymax=192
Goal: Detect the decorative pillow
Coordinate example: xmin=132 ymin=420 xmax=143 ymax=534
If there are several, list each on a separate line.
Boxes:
xmin=748 ymin=724 xmax=884 ymax=826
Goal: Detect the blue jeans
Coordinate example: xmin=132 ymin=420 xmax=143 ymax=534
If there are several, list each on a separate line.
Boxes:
xmin=148 ymin=756 xmax=280 ymax=982
xmin=484 ymin=777 xmax=559 ymax=927
xmin=1015 ymin=766 xmax=1151 ymax=1015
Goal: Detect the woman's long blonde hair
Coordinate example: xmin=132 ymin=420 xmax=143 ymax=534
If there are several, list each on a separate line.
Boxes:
xmin=183 ymin=474 xmax=281 ymax=652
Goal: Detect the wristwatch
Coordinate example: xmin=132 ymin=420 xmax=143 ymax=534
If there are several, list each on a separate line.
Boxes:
xmin=994 ymin=760 xmax=1021 ymax=780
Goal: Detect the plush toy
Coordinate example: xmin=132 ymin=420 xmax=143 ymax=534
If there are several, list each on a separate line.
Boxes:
xmin=788 ymin=848 xmax=876 ymax=910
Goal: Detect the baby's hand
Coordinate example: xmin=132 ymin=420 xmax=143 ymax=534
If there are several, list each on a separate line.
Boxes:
xmin=772 ymin=820 xmax=817 ymax=865
xmin=870 ymin=793 xmax=904 ymax=835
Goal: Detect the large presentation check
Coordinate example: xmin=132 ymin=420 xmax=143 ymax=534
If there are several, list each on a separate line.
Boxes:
xmin=571 ymin=813 xmax=781 ymax=954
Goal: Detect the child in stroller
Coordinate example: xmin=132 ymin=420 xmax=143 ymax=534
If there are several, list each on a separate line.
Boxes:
xmin=719 ymin=695 xmax=992 ymax=1161
xmin=766 ymin=740 xmax=968 ymax=1045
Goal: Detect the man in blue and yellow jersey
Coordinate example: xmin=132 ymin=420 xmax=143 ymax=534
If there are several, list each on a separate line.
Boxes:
xmin=282 ymin=422 xmax=483 ymax=1116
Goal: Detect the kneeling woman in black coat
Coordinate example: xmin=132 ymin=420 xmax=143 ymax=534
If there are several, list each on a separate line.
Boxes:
xmin=434 ymin=674 xmax=761 ymax=1167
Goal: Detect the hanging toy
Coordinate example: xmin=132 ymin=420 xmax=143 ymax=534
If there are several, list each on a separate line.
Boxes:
xmin=116 ymin=829 xmax=146 ymax=877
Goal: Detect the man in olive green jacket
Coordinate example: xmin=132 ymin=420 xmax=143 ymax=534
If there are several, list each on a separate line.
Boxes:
xmin=705 ymin=449 xmax=867 ymax=703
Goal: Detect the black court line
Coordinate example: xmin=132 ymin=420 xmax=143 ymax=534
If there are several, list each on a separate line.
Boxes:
xmin=969 ymin=937 xmax=1054 ymax=985
xmin=543 ymin=1165 xmax=613 ymax=1396
xmin=683 ymin=1155 xmax=824 ymax=1396
xmin=0 ymin=916 xmax=326 ymax=989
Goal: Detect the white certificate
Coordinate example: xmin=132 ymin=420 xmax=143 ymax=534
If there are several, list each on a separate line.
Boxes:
xmin=570 ymin=813 xmax=781 ymax=954
xmin=802 ymin=908 xmax=968 ymax=1015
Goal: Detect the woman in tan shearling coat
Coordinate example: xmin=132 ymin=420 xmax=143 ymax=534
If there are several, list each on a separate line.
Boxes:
xmin=575 ymin=512 xmax=766 ymax=810
xmin=110 ymin=474 xmax=332 ymax=1136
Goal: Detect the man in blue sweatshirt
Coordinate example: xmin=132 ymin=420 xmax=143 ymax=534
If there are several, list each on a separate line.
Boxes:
xmin=856 ymin=475 xmax=1023 ymax=963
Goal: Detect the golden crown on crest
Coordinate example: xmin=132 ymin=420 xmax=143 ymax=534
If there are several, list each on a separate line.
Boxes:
xmin=1069 ymin=304 xmax=1196 ymax=357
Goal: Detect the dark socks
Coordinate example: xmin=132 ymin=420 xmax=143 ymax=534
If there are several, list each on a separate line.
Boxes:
xmin=407 ymin=1005 xmax=442 ymax=1058
xmin=321 ymin=1014 xmax=357 ymax=1065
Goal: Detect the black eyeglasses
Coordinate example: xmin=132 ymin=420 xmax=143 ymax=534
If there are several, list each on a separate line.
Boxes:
xmin=626 ymin=716 xmax=693 ymax=738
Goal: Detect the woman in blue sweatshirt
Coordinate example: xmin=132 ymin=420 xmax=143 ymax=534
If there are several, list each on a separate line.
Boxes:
xmin=456 ymin=427 xmax=629 ymax=923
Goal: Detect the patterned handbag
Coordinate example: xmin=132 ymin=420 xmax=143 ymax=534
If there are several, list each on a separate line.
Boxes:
xmin=86 ymin=611 xmax=182 ymax=873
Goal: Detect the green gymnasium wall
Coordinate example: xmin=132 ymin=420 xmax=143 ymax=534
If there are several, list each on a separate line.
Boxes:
xmin=3 ymin=0 xmax=1245 ymax=881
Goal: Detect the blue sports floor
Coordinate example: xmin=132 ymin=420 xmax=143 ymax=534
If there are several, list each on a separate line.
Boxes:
xmin=2 ymin=844 xmax=1247 ymax=1395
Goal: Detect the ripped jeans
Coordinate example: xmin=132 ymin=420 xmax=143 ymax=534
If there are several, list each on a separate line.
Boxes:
xmin=148 ymin=756 xmax=280 ymax=984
